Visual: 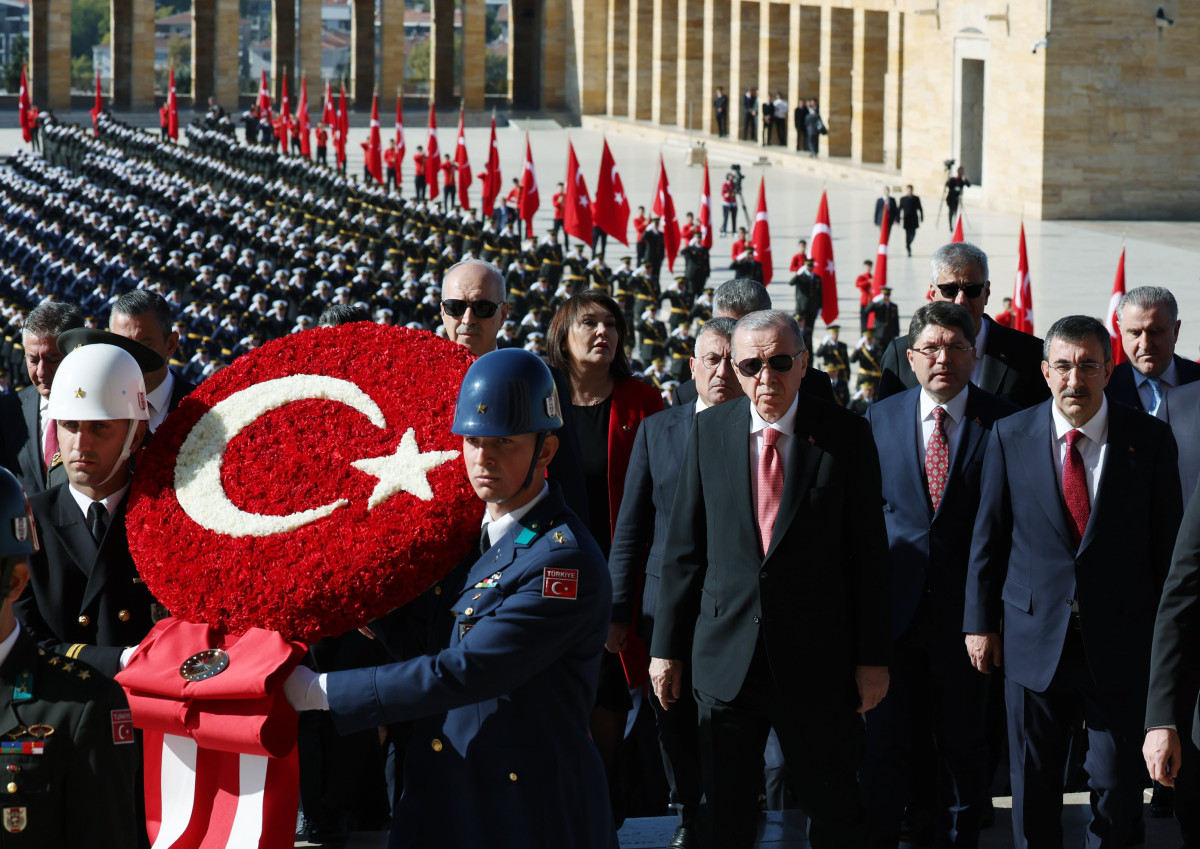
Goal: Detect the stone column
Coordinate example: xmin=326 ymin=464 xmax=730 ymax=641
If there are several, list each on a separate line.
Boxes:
xmin=851 ymin=9 xmax=887 ymax=163
xmin=272 ymin=0 xmax=296 ymax=105
xmin=430 ymin=0 xmax=455 ymax=106
xmin=352 ymin=0 xmax=376 ymax=107
xmin=570 ymin=0 xmax=608 ymax=114
xmin=729 ymin=0 xmax=760 ymax=140
xmin=759 ymin=0 xmax=789 ymax=143
xmin=700 ymin=0 xmax=730 ymax=134
xmin=299 ymin=0 xmax=323 ymax=94
xmin=191 ymin=0 xmax=214 ymax=106
xmin=883 ymin=11 xmax=904 ymax=170
xmin=541 ymin=0 xmax=566 ymax=108
xmin=675 ymin=0 xmax=703 ymax=130
xmin=652 ymin=0 xmax=678 ymax=125
xmin=819 ymin=5 xmax=853 ymax=158
xmin=213 ymin=0 xmax=239 ymax=110
xmin=786 ymin=3 xmax=821 ymax=143
xmin=607 ymin=0 xmax=630 ymax=116
xmin=463 ymin=0 xmax=486 ymax=109
xmin=30 ymin=0 xmax=72 ymax=110
xmin=627 ymin=0 xmax=654 ymax=120
xmin=110 ymin=0 xmax=155 ymax=109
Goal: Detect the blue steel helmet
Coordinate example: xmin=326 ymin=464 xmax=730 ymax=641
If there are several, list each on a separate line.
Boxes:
xmin=452 ymin=348 xmax=564 ymax=437
xmin=0 ymin=467 xmax=38 ymax=591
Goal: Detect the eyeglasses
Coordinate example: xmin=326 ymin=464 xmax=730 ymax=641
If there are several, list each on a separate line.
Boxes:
xmin=442 ymin=299 xmax=501 ymax=319
xmin=912 ymin=344 xmax=975 ymax=358
xmin=735 ymin=352 xmax=804 ymax=378
xmin=1049 ymin=361 xmax=1106 ymax=376
xmin=935 ymin=283 xmax=986 ymax=299
xmin=699 ymin=353 xmax=734 ymax=370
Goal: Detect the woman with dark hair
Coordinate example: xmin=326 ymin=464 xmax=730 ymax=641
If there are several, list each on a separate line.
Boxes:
xmin=546 ymin=290 xmax=663 ymax=824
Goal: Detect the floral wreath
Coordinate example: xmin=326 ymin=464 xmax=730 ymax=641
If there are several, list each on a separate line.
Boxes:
xmin=127 ymin=323 xmax=478 ymax=643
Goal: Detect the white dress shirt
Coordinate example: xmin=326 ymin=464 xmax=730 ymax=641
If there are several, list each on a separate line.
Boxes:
xmin=145 ymin=370 xmax=176 ymax=432
xmin=1050 ymin=395 xmax=1109 ymax=504
xmin=749 ymin=394 xmax=799 ymax=505
xmin=917 ymin=385 xmax=969 ymax=466
xmin=68 ymin=481 xmax=130 ymax=523
xmin=483 ymin=482 xmax=550 ymax=548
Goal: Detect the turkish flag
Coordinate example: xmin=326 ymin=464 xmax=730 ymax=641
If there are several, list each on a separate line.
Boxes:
xmin=479 ymin=116 xmax=501 ymax=217
xmin=1012 ymin=223 xmax=1034 ymax=335
xmin=652 ymin=157 xmax=680 ymax=272
xmin=425 ymin=104 xmax=440 ymax=201
xmin=870 ymin=205 xmax=888 ymax=297
xmin=258 ymin=70 xmax=271 ymax=115
xmin=89 ymin=70 xmax=103 ymax=136
xmin=751 ymin=177 xmax=772 ymax=285
xmin=395 ymin=94 xmax=405 ymax=185
xmin=810 ymin=191 xmax=839 ymax=323
xmin=563 ymin=141 xmax=593 ymax=245
xmin=365 ymin=92 xmax=383 ymax=183
xmin=593 ymin=139 xmax=630 ymax=246
xmin=167 ymin=66 xmax=179 ymax=141
xmin=698 ymin=164 xmax=713 ymax=249
xmin=335 ymin=82 xmax=348 ymax=167
xmin=295 ymin=76 xmax=310 ymax=157
xmin=1107 ymin=245 xmax=1127 ymax=365
xmin=454 ymin=107 xmax=472 ymax=210
xmin=278 ymin=70 xmax=290 ymax=154
xmin=519 ymin=134 xmax=539 ymax=232
xmin=951 ymin=212 xmax=964 ymax=243
xmin=17 ymin=64 xmax=31 ymax=143
xmin=322 ymin=80 xmax=335 ymax=133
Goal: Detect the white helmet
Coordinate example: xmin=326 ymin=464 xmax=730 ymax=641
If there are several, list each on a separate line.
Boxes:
xmin=48 ymin=345 xmax=149 ymax=423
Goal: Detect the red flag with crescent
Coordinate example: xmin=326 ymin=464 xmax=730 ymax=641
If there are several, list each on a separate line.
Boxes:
xmin=18 ymin=64 xmax=31 ymax=143
xmin=751 ymin=177 xmax=772 ymax=285
xmin=395 ymin=93 xmax=406 ymax=184
xmin=652 ymin=157 xmax=680 ymax=272
xmin=810 ymin=191 xmax=838 ymax=323
xmin=167 ymin=66 xmax=180 ymax=141
xmin=1012 ymin=223 xmax=1034 ymax=335
xmin=871 ymin=205 xmax=888 ymax=297
xmin=455 ymin=106 xmax=472 ymax=210
xmin=593 ymin=140 xmax=630 ymax=246
xmin=698 ymin=164 xmax=713 ymax=249
xmin=425 ymin=104 xmax=440 ymax=201
xmin=480 ymin=116 xmax=501 ymax=217
xmin=563 ymin=141 xmax=593 ymax=245
xmin=519 ymin=134 xmax=539 ymax=232
xmin=1107 ymin=245 xmax=1127 ymax=366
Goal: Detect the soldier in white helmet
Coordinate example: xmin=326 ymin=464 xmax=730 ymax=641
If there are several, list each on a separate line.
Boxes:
xmin=14 ymin=342 xmax=159 ymax=679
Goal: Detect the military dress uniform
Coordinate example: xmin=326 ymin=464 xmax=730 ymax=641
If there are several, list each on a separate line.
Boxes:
xmin=325 ymin=483 xmax=617 ymax=849
xmin=0 ymin=627 xmax=139 ymax=846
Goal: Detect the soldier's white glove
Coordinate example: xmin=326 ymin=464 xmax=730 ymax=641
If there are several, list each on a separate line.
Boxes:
xmin=284 ymin=666 xmax=330 ymax=711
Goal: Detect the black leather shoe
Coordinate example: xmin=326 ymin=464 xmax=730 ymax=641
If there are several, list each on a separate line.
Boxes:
xmin=666 ymin=825 xmax=694 ymax=849
xmin=1150 ymin=783 xmax=1175 ymax=817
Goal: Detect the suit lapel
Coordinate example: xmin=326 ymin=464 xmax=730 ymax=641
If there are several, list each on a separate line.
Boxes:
xmin=766 ymin=402 xmax=821 ymax=560
xmin=896 ymin=390 xmax=933 ymax=519
xmin=1016 ymin=406 xmax=1075 ymax=549
xmin=940 ymin=386 xmax=989 ymax=512
xmin=721 ymin=399 xmax=756 ymax=542
xmin=50 ymin=486 xmax=99 ymax=578
xmin=20 ymin=389 xmax=41 ymax=478
xmin=978 ymin=350 xmax=1012 ymax=397
xmin=1078 ymin=406 xmax=1129 ymax=552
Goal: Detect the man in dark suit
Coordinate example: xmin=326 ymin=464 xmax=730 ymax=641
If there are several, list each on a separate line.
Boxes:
xmin=873 ymin=188 xmax=899 ymax=242
xmin=1165 ymin=380 xmax=1200 ymax=510
xmin=1105 ymin=285 xmax=1200 ymax=419
xmin=898 ymin=185 xmax=924 ymax=257
xmin=867 ymin=288 xmax=901 ymax=350
xmin=790 ymin=257 xmax=823 ymax=331
xmin=964 ymin=315 xmax=1182 ymax=849
xmin=651 ymin=309 xmax=890 ymax=849
xmin=609 ymin=317 xmax=741 ymax=849
xmin=877 ymin=242 xmax=1048 ymax=409
xmin=675 ymin=278 xmax=836 ymax=406
xmin=741 ymin=88 xmax=758 ymax=142
xmin=713 ymin=87 xmax=729 ymax=137
xmin=862 ymin=302 xmax=1018 ymax=849
xmin=108 ymin=290 xmax=197 ymax=431
xmin=1144 ymin=478 xmax=1200 ymax=849
xmin=13 ymin=302 xmax=83 ymax=496
xmin=15 ymin=343 xmax=159 ymax=678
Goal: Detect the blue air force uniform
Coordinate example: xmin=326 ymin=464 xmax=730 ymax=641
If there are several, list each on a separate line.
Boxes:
xmin=324 ymin=482 xmax=617 ymax=849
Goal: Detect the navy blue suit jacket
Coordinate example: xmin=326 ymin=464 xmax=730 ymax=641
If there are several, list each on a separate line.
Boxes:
xmin=866 ymin=384 xmax=1018 ymax=639
xmin=1165 ymin=379 xmax=1200 ymax=510
xmin=964 ymin=400 xmax=1181 ymax=695
xmin=609 ymin=402 xmax=695 ymax=631
xmin=1105 ymin=356 xmax=1200 ymax=413
xmin=326 ymin=484 xmax=616 ymax=849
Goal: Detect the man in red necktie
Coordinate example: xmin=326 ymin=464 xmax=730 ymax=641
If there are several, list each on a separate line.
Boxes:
xmin=650 ymin=309 xmax=890 ymax=849
xmin=964 ymin=315 xmax=1183 ymax=849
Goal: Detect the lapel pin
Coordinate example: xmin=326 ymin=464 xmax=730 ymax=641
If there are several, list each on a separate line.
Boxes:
xmin=975 ymin=417 xmax=983 ymax=426
xmin=808 ymin=435 xmax=816 ymax=446
xmin=622 ymin=424 xmax=631 ymax=432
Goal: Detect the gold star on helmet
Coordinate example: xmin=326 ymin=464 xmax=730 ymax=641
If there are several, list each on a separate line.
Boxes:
xmin=75 ymin=388 xmax=86 ymax=398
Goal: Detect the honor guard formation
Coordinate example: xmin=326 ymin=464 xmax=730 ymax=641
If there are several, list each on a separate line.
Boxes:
xmin=0 ymin=108 xmax=1198 ymax=849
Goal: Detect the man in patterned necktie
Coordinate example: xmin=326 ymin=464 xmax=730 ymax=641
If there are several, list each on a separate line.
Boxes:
xmin=861 ymin=302 xmax=1017 ymax=849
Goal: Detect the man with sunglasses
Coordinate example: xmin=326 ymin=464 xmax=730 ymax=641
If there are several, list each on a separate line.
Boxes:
xmin=964 ymin=315 xmax=1182 ymax=849
xmin=651 ymin=309 xmax=890 ymax=849
xmin=440 ymin=259 xmax=588 ymax=521
xmin=877 ymin=242 xmax=1048 ymax=409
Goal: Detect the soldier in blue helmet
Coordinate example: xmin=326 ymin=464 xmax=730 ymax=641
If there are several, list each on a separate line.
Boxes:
xmin=0 ymin=466 xmax=140 ymax=845
xmin=286 ymin=348 xmax=618 ymax=849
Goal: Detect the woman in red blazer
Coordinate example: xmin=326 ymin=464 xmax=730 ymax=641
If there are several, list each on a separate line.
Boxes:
xmin=547 ymin=290 xmax=662 ymax=825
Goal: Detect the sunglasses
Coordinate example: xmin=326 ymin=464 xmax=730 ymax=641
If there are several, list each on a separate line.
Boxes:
xmin=935 ymin=283 xmax=986 ymax=299
xmin=442 ymin=299 xmax=501 ymax=318
xmin=735 ymin=352 xmax=804 ymax=378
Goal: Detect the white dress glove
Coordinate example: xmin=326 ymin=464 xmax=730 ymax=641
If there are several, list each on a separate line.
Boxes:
xmin=283 ymin=665 xmax=330 ymax=711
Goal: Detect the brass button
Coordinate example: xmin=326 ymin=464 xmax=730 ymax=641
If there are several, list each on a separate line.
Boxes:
xmin=431 ymin=738 xmax=443 ymax=752
xmin=6 ymin=782 xmax=16 ymax=794
xmin=434 ymin=586 xmax=443 ymax=595
xmin=508 ymin=772 xmax=518 ymax=782
xmin=118 ymin=609 xmax=131 ymax=622
xmin=464 ymin=607 xmax=474 ymax=616
xmin=78 ymin=615 xmax=91 ymax=627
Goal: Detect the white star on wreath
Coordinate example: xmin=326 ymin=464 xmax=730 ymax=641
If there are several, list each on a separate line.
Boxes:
xmin=353 ymin=428 xmax=460 ymax=507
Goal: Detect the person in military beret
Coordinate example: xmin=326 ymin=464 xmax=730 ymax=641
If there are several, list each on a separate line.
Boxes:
xmin=285 ymin=349 xmax=618 ymax=849
xmin=0 ymin=466 xmax=140 ymax=846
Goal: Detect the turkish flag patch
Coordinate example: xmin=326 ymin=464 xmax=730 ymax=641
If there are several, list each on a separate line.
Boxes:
xmin=542 ymin=568 xmax=579 ymax=599
xmin=112 ymin=709 xmax=134 ymax=744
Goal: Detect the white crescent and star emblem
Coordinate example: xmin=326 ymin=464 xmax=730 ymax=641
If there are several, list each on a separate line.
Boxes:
xmin=174 ymin=375 xmax=458 ymax=537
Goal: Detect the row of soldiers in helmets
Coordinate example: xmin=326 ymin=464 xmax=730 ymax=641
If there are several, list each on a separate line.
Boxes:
xmin=2 ymin=114 xmax=721 ymax=395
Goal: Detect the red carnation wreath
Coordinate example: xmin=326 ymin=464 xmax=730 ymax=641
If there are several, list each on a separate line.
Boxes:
xmin=126 ymin=323 xmax=478 ymax=642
